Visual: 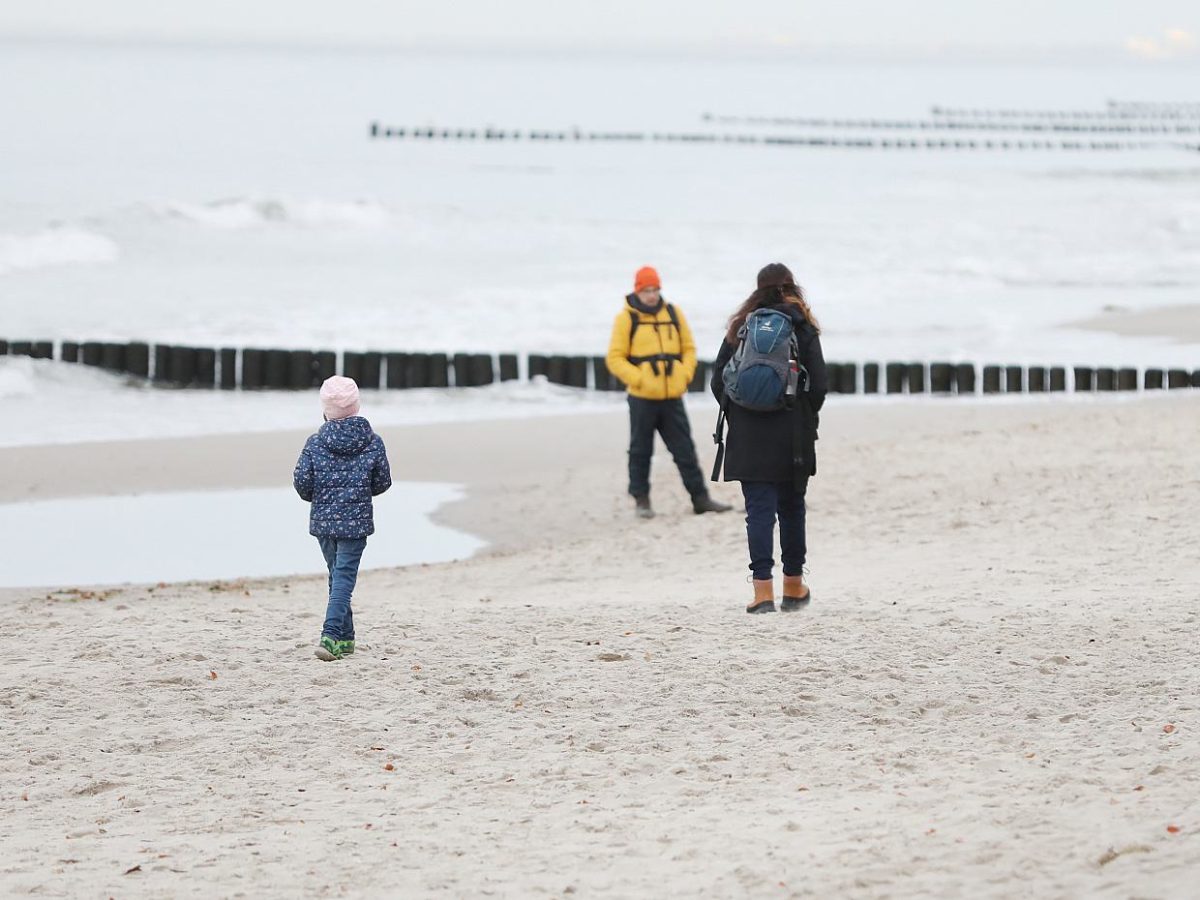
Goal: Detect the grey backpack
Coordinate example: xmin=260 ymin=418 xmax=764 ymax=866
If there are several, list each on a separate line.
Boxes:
xmin=720 ymin=308 xmax=803 ymax=411
xmin=711 ymin=309 xmax=812 ymax=485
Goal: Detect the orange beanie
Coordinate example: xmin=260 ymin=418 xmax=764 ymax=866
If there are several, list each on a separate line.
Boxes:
xmin=634 ymin=266 xmax=661 ymax=292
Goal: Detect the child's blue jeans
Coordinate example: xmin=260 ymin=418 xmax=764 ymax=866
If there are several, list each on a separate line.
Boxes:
xmin=317 ymin=536 xmax=367 ymax=641
xmin=740 ymin=480 xmax=807 ymax=581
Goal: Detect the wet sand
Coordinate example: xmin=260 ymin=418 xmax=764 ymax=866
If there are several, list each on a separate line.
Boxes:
xmin=1069 ymin=303 xmax=1200 ymax=344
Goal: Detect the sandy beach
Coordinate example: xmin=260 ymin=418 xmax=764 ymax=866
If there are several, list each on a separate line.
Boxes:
xmin=2 ymin=393 xmax=1199 ymax=897
xmin=7 ymin=16 xmax=1200 ymax=898
xmin=1070 ymin=303 xmax=1200 ymax=345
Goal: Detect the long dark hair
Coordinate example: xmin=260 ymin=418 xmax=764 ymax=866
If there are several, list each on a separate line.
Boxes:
xmin=725 ymin=262 xmax=820 ymax=343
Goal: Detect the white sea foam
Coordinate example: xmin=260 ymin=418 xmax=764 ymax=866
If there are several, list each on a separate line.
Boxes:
xmin=150 ymin=196 xmax=393 ymax=229
xmin=0 ymin=227 xmax=118 ymax=275
xmin=0 ymin=356 xmax=633 ymax=448
xmin=2 ymin=350 xmax=1194 ymax=450
xmin=0 ymin=355 xmax=36 ymax=399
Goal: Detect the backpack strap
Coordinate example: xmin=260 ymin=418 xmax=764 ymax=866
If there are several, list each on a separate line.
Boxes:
xmin=783 ymin=333 xmax=801 ymax=410
xmin=711 ymin=398 xmax=728 ymax=482
xmin=664 ymin=303 xmax=680 ymax=336
xmin=627 ymin=304 xmax=682 ymax=376
xmin=628 ymin=304 xmax=679 ymax=342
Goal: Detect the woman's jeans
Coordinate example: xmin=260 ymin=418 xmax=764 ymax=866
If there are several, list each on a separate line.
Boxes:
xmin=740 ymin=481 xmax=808 ymax=581
xmin=317 ymin=536 xmax=367 ymax=641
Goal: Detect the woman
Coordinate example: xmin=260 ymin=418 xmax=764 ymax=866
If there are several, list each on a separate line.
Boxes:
xmin=711 ymin=263 xmax=828 ymax=614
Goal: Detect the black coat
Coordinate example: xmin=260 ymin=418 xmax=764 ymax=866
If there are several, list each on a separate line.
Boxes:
xmin=710 ymin=305 xmax=827 ymax=483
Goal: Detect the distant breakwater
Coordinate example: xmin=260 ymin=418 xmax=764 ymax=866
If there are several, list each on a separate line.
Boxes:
xmin=3 ymin=339 xmax=1198 ymax=397
xmin=702 ymin=113 xmax=1200 ymax=136
xmin=367 ymin=122 xmax=1192 ymax=153
xmin=929 ymin=102 xmax=1200 ymax=121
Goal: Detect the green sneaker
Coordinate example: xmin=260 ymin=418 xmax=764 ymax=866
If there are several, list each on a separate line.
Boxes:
xmin=315 ymin=635 xmax=349 ymax=661
xmin=343 ymin=640 xmax=355 ymax=655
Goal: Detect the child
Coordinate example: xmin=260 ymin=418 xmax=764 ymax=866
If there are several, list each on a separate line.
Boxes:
xmin=293 ymin=375 xmax=392 ymax=660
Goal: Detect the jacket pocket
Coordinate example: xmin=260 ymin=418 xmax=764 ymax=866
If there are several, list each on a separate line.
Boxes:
xmin=631 ymin=362 xmax=659 ymax=397
xmin=665 ymin=366 xmax=690 ymax=398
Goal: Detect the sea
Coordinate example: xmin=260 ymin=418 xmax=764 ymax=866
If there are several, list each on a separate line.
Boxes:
xmin=1 ymin=40 xmax=1198 ymax=582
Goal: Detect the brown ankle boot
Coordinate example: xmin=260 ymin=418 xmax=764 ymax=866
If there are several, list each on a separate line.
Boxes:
xmin=781 ymin=574 xmax=811 ymax=612
xmin=747 ymin=578 xmax=775 ymax=614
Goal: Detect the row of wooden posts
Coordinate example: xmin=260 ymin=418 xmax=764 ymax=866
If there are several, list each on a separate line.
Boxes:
xmin=930 ymin=105 xmax=1200 ymax=121
xmin=369 ymin=123 xmax=1163 ymax=153
xmin=703 ymin=114 xmax=1200 ymax=136
xmin=3 ymin=340 xmax=1198 ymax=395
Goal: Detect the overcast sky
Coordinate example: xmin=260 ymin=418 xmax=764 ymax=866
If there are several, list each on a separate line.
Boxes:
xmin=3 ymin=0 xmax=1197 ymax=60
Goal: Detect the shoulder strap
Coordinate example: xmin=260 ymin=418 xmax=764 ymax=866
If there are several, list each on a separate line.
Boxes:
xmin=628 ymin=304 xmax=679 ymax=346
xmin=710 ymin=398 xmax=728 ymax=483
xmin=665 ymin=303 xmax=680 ymax=334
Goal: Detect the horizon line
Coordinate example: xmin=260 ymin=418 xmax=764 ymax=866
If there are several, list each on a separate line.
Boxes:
xmin=3 ymin=30 xmax=1200 ymax=66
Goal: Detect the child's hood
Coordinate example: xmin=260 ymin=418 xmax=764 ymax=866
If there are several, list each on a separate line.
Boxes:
xmin=317 ymin=416 xmax=375 ymax=456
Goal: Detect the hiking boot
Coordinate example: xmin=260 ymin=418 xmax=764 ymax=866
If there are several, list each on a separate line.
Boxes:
xmin=746 ymin=578 xmax=776 ymax=614
xmin=781 ymin=574 xmax=812 ymax=612
xmin=314 ymin=635 xmax=350 ymax=661
xmin=692 ymin=494 xmax=732 ymax=515
xmin=634 ymin=496 xmax=655 ymax=519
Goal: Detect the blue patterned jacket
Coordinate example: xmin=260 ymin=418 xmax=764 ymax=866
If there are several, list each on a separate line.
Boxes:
xmin=293 ymin=417 xmax=392 ymax=538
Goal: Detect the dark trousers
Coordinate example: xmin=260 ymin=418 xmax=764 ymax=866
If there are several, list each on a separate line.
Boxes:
xmin=741 ymin=480 xmax=808 ymax=581
xmin=627 ymin=396 xmax=707 ymax=499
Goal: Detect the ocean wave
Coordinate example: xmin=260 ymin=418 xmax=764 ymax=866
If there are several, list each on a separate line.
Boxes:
xmin=0 ymin=227 xmax=119 ymax=276
xmin=1160 ymin=214 xmax=1200 ymax=234
xmin=0 ymin=355 xmax=132 ymax=402
xmin=928 ymin=256 xmax=1197 ymax=288
xmin=151 ymin=196 xmax=392 ymax=229
xmin=1000 ymin=276 xmax=1194 ymax=289
xmin=0 ymin=356 xmax=35 ymax=399
xmin=1040 ymin=168 xmax=1200 ymax=182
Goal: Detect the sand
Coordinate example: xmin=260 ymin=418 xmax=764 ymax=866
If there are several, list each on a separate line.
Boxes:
xmin=1070 ymin=303 xmax=1200 ymax=345
xmin=2 ymin=393 xmax=1199 ymax=898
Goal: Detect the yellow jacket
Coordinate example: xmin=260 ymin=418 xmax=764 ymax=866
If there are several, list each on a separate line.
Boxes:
xmin=606 ymin=297 xmax=697 ymax=400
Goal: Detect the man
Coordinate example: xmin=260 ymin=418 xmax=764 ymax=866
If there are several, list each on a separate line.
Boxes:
xmin=606 ymin=266 xmax=732 ymax=519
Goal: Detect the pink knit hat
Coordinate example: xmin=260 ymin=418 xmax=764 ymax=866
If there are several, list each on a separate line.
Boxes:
xmin=320 ymin=375 xmax=361 ymax=420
